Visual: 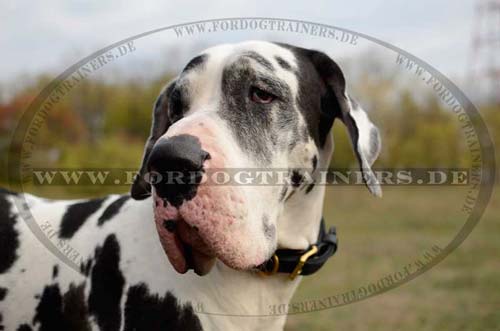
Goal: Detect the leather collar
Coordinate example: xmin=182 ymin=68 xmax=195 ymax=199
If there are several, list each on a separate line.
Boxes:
xmin=258 ymin=218 xmax=338 ymax=280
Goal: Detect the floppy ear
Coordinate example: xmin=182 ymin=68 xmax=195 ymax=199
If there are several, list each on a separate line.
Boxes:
xmin=131 ymin=80 xmax=176 ymax=200
xmin=309 ymin=50 xmax=382 ymax=197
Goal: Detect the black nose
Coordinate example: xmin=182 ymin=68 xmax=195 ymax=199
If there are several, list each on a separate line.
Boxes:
xmin=147 ymin=134 xmax=210 ymax=206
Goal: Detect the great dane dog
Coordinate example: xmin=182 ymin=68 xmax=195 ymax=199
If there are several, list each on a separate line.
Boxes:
xmin=0 ymin=41 xmax=381 ymax=331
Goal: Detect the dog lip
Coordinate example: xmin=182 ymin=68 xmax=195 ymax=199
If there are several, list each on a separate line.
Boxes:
xmin=153 ymin=188 xmax=261 ymax=274
xmin=176 ymin=219 xmax=217 ymax=275
xmin=176 ymin=218 xmax=216 ymax=257
xmin=157 ymin=209 xmax=217 ymax=275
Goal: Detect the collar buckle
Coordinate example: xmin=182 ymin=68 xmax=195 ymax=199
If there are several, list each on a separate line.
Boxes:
xmin=289 ymin=245 xmax=319 ymax=280
xmin=258 ymin=254 xmax=280 ymax=276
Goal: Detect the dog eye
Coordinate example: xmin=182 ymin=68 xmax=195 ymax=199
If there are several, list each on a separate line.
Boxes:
xmin=250 ymin=86 xmax=275 ymax=104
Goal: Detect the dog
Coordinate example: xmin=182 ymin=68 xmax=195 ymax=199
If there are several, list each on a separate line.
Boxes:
xmin=0 ymin=41 xmax=381 ymax=331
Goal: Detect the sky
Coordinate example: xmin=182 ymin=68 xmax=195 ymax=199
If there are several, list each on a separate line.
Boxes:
xmin=0 ymin=0 xmax=479 ymax=95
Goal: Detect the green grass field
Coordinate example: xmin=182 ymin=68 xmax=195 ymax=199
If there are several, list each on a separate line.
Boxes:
xmin=285 ymin=186 xmax=500 ymax=331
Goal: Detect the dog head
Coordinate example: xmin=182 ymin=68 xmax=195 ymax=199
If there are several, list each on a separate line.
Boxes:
xmin=131 ymin=41 xmax=381 ymax=275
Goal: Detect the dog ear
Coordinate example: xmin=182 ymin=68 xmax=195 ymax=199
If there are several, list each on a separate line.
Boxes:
xmin=309 ymin=50 xmax=382 ymax=197
xmin=131 ymin=79 xmax=177 ymax=200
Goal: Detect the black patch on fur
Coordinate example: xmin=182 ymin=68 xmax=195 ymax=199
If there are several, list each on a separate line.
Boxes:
xmin=52 ymin=265 xmax=59 ymax=279
xmin=312 ymin=155 xmax=318 ymax=171
xmin=62 ymin=284 xmax=91 ymax=331
xmin=0 ymin=287 xmax=7 ymax=301
xmin=34 ymin=284 xmax=63 ymax=330
xmin=17 ymin=324 xmax=33 ymax=331
xmin=59 ymin=198 xmax=105 ymax=239
xmin=182 ymin=54 xmax=207 ymax=73
xmin=275 ymin=56 xmax=292 ymax=71
xmin=305 ymin=183 xmax=315 ymax=194
xmin=123 ymin=283 xmax=202 ymax=331
xmin=291 ymin=171 xmax=304 ymax=187
xmin=34 ymin=283 xmax=91 ymax=331
xmin=88 ymin=234 xmax=125 ymax=331
xmin=276 ymin=43 xmax=325 ymax=148
xmin=319 ymin=89 xmax=338 ymax=147
xmin=262 ymin=215 xmax=275 ymax=240
xmin=97 ymin=195 xmax=130 ymax=226
xmin=277 ymin=43 xmax=347 ymax=149
xmin=79 ymin=258 xmax=92 ymax=277
xmin=0 ymin=193 xmax=19 ymax=273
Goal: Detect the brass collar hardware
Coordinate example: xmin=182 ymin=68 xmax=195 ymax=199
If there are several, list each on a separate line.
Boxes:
xmin=289 ymin=245 xmax=318 ymax=280
xmin=256 ymin=218 xmax=338 ymax=280
xmin=258 ymin=254 xmax=279 ymax=276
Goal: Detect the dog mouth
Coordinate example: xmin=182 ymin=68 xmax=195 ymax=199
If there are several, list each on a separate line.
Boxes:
xmin=154 ymin=197 xmax=217 ymax=275
xmin=152 ymin=182 xmax=270 ymax=275
xmin=167 ymin=217 xmax=217 ymax=275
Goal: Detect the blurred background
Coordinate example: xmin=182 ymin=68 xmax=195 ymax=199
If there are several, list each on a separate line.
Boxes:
xmin=1 ymin=1 xmax=499 ymax=330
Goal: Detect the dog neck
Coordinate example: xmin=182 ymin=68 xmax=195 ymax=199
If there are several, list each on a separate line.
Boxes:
xmin=191 ymin=136 xmax=334 ymax=330
xmin=192 ymin=189 xmax=329 ymax=330
xmin=188 ymin=262 xmax=301 ymax=330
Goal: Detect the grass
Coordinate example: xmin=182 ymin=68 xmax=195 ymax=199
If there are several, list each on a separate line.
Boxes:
xmin=2 ymin=181 xmax=498 ymax=330
xmin=285 ymin=185 xmax=500 ymax=331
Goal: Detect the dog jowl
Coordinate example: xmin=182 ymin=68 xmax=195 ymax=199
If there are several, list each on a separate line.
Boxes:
xmin=130 ymin=41 xmax=381 ymax=276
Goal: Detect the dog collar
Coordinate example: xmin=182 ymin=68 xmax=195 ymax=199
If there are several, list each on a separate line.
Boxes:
xmin=258 ymin=218 xmax=338 ymax=280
